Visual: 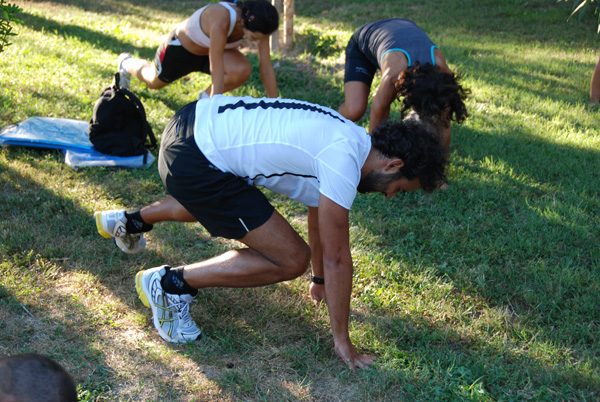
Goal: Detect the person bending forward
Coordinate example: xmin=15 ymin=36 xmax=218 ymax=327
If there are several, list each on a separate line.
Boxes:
xmin=117 ymin=0 xmax=279 ymax=99
xmin=338 ymin=18 xmax=469 ymax=148
xmin=95 ymin=95 xmax=447 ymax=370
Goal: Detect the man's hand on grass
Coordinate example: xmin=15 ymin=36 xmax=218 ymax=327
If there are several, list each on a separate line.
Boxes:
xmin=334 ymin=338 xmax=376 ymax=370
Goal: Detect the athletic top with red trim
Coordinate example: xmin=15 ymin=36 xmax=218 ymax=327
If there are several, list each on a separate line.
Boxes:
xmin=186 ymin=2 xmax=243 ymax=49
xmin=193 ymin=95 xmax=371 ymax=210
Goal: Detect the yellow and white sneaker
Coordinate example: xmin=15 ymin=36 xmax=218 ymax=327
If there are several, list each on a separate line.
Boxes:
xmin=135 ymin=266 xmax=202 ymax=343
xmin=94 ymin=209 xmax=146 ymax=254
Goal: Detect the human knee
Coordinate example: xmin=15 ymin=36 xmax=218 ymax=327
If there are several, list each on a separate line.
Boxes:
xmin=280 ymin=242 xmax=311 ymax=280
xmin=138 ymin=64 xmax=167 ymax=89
xmin=227 ymin=59 xmax=251 ymax=85
xmin=145 ymin=77 xmax=169 ymax=90
xmin=146 ymin=81 xmax=165 ymax=90
xmin=342 ymin=101 xmax=367 ymax=122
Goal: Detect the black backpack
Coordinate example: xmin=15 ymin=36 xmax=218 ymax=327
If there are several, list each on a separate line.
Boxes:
xmin=89 ymin=73 xmax=157 ymax=160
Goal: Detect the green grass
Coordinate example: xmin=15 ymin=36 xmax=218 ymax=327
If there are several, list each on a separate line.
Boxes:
xmin=1 ymin=0 xmax=599 ymax=400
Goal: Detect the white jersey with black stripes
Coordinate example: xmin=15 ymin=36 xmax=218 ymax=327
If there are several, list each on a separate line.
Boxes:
xmin=193 ymin=95 xmax=371 ymax=210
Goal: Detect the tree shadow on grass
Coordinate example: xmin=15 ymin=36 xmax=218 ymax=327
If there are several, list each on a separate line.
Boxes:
xmin=0 ymin=147 xmax=424 ymax=400
xmin=1 ymin=78 xmax=105 ymax=125
xmin=0 ymin=152 xmax=140 ymax=395
xmin=17 ymin=11 xmax=155 ymax=56
xmin=344 ymin=121 xmax=599 ymax=398
xmin=2 ymin=139 xmax=597 ymax=400
xmin=443 ymin=38 xmax=597 ymax=108
xmin=358 ymin=311 xmax=598 ymax=400
xmin=17 ymin=0 xmax=193 ymax=18
xmin=292 ymin=0 xmax=587 ymax=46
xmin=178 ymin=284 xmax=337 ymax=400
xmin=0 ymin=150 xmax=348 ymax=400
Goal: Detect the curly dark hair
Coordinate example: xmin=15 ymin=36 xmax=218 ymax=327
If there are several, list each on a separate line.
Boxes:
xmin=234 ymin=0 xmax=279 ymax=35
xmin=371 ymin=118 xmax=447 ymax=192
xmin=395 ymin=63 xmax=470 ymax=127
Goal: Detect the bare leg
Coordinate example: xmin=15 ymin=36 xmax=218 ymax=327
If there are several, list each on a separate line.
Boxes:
xmin=205 ymin=49 xmax=251 ymax=95
xmin=137 ymin=196 xmax=310 ymax=287
xmin=139 ymin=196 xmax=196 ymax=223
xmin=338 ymin=81 xmax=370 ymax=122
xmin=590 ymin=49 xmax=600 ymax=106
xmin=183 ymin=210 xmax=310 ymax=288
xmin=122 ymin=58 xmax=169 ymax=90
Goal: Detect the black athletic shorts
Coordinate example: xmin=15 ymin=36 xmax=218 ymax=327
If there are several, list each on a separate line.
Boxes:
xmin=157 ymin=101 xmax=275 ymax=239
xmin=154 ymin=30 xmax=211 ymax=83
xmin=344 ymin=31 xmax=378 ymax=86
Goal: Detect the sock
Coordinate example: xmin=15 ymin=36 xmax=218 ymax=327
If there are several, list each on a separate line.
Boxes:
xmin=124 ymin=210 xmax=153 ymax=234
xmin=161 ymin=266 xmax=198 ymax=296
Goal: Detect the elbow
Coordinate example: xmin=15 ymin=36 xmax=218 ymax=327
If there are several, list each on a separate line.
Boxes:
xmin=323 ymin=254 xmax=353 ymax=277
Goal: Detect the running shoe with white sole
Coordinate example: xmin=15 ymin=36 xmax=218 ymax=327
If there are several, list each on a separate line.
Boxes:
xmin=94 ymin=209 xmax=146 ymax=254
xmin=135 ymin=266 xmax=202 ymax=343
xmin=117 ymin=52 xmax=132 ymax=89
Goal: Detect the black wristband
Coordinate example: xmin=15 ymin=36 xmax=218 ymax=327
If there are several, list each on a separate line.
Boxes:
xmin=311 ymin=275 xmax=324 ymax=285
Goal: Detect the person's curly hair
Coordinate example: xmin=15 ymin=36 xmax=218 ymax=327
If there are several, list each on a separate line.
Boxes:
xmin=236 ymin=0 xmax=279 ymax=35
xmin=395 ymin=63 xmax=470 ymax=127
xmin=371 ymin=118 xmax=447 ymax=192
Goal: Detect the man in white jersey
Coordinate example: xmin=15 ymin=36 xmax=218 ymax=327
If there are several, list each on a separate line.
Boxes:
xmin=95 ymin=95 xmax=447 ymax=370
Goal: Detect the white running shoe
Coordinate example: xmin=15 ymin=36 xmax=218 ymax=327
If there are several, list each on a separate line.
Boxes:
xmin=94 ymin=209 xmax=146 ymax=254
xmin=117 ymin=52 xmax=132 ymax=89
xmin=135 ymin=266 xmax=202 ymax=343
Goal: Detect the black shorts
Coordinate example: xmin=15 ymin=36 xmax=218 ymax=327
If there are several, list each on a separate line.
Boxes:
xmin=157 ymin=101 xmax=275 ymax=239
xmin=154 ymin=30 xmax=211 ymax=83
xmin=344 ymin=31 xmax=378 ymax=86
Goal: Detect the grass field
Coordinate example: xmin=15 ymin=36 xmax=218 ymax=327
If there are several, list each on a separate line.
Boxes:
xmin=1 ymin=0 xmax=599 ymax=401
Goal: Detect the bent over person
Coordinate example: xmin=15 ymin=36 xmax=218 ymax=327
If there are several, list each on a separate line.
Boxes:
xmin=117 ymin=0 xmax=279 ymax=99
xmin=338 ymin=18 xmax=469 ymax=148
xmin=94 ymin=95 xmax=447 ymax=369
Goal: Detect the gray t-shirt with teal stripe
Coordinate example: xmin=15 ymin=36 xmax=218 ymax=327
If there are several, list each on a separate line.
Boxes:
xmin=355 ymin=18 xmax=438 ymax=67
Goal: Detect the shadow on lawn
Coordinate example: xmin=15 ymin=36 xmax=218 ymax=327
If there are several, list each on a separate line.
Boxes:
xmin=0 ymin=152 xmax=341 ymax=399
xmin=1 ymin=132 xmax=597 ymax=399
xmin=345 ymin=120 xmax=599 ymax=397
xmin=0 ymin=152 xmax=124 ymax=392
xmin=4 ymin=1 xmax=598 ymax=397
xmin=1 ymin=78 xmax=106 ymax=125
xmin=17 ymin=0 xmax=194 ymax=17
xmin=18 ymin=11 xmax=155 ymax=56
xmin=445 ymin=39 xmax=596 ymax=107
xmin=361 ymin=311 xmax=598 ymax=399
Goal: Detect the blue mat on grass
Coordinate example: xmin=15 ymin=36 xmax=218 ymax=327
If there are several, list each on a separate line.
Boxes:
xmin=0 ymin=117 xmax=155 ymax=169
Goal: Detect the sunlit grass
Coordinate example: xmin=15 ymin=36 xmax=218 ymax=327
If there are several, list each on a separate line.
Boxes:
xmin=1 ymin=0 xmax=599 ymax=401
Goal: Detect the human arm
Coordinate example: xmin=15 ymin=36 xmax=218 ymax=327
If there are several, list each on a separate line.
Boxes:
xmin=368 ymin=52 xmax=408 ymax=133
xmin=368 ymin=73 xmax=396 ymax=133
xmin=256 ymin=35 xmax=278 ymax=98
xmin=207 ymin=11 xmax=231 ymax=96
xmin=434 ymin=52 xmax=454 ymax=149
xmin=308 ymin=206 xmax=326 ymax=305
xmin=318 ymin=194 xmax=376 ymax=369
